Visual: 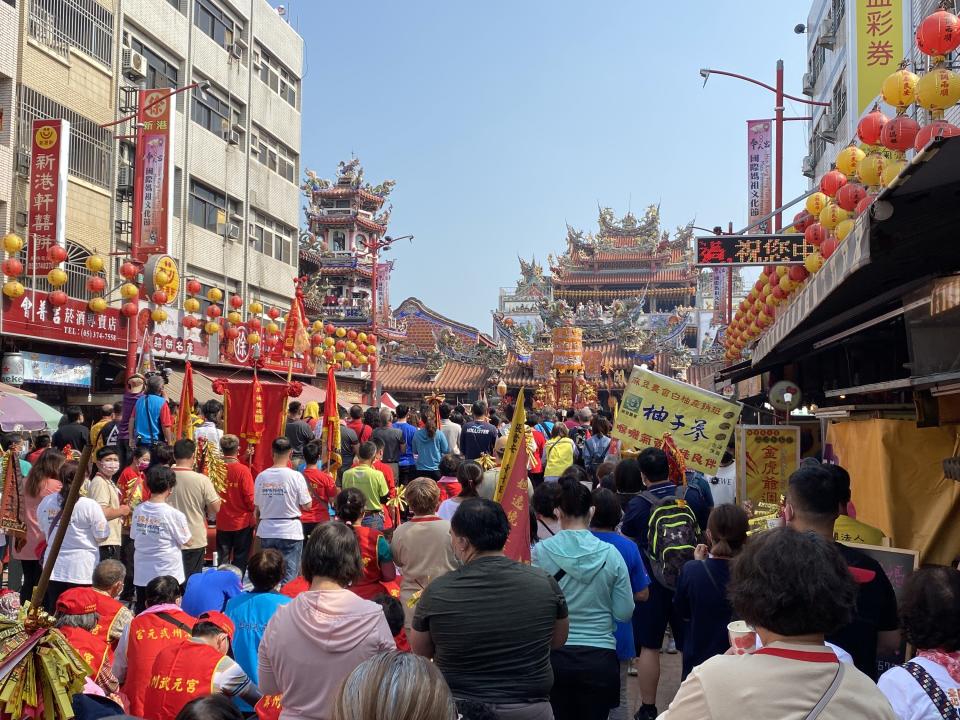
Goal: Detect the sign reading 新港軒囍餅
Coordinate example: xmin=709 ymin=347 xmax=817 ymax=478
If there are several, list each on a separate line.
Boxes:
xmin=28 ymin=119 xmax=70 ymax=276
xmin=611 ymin=367 xmax=742 ymax=474
xmin=695 ymin=234 xmax=817 ymax=267
xmin=738 ymin=425 xmax=801 ymax=506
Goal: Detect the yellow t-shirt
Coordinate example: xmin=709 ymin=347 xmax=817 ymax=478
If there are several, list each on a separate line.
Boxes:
xmin=834 ymin=514 xmax=885 ymax=546
xmin=342 ymin=465 xmax=389 ymax=512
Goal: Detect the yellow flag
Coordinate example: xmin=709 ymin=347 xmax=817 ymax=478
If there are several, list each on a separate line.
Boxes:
xmin=494 ymin=389 xmax=526 ymax=503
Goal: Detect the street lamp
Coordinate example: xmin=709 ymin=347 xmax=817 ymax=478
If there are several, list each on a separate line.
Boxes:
xmin=355 ymin=233 xmax=413 ymax=404
xmin=699 ymin=61 xmax=831 ymax=231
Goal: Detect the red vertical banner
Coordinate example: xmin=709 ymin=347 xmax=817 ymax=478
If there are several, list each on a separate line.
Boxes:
xmin=747 ymin=120 xmax=772 ymax=233
xmin=132 ymin=89 xmax=175 ymax=262
xmin=28 ymin=119 xmax=70 ymax=276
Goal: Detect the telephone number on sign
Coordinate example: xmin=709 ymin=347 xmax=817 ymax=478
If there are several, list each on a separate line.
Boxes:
xmin=62 ymin=326 xmax=121 ymax=343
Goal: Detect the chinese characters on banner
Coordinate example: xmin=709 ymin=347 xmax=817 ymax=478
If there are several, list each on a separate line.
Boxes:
xmin=28 ymin=119 xmax=70 ymax=276
xmin=712 ymin=267 xmax=727 ymax=324
xmin=696 ymin=234 xmax=815 ymax=266
xmin=857 ymin=0 xmax=903 ymax=115
xmin=611 ymin=367 xmax=742 ymax=474
xmin=746 ymin=120 xmax=772 ymax=233
xmin=3 ymin=290 xmax=125 ymax=351
xmin=738 ymin=425 xmax=800 ymax=505
xmin=132 ymin=89 xmax=175 ymax=261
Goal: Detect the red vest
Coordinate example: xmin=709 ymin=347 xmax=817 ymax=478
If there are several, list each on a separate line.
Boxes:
xmin=142 ymin=641 xmax=223 ymax=720
xmin=256 ymin=694 xmax=283 ymax=720
xmin=60 ymin=626 xmax=113 ymax=677
xmin=90 ymin=592 xmax=125 ymax=648
xmin=351 ymin=525 xmax=385 ymax=600
xmin=124 ymin=609 xmax=197 ymax=717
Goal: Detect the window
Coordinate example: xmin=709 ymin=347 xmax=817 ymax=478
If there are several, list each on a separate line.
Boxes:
xmin=173 ymin=167 xmax=183 ymax=218
xmin=812 ymin=45 xmax=826 ymax=84
xmin=251 ymin=125 xmax=297 ymax=182
xmin=192 ymin=79 xmax=242 ymax=139
xmin=194 ymin=0 xmax=238 ymax=50
xmin=188 ymin=179 xmax=238 ymax=232
xmin=811 ymin=128 xmax=827 ymax=168
xmin=17 ymin=86 xmax=112 ymax=189
xmin=129 ymin=37 xmax=180 ymax=90
xmin=28 ymin=0 xmax=113 ymax=67
xmin=832 ymin=74 xmax=847 ymax=126
xmin=832 ymin=0 xmax=845 ymax=27
xmin=332 ymin=231 xmax=346 ymax=252
xmin=252 ymin=210 xmax=296 ymax=265
xmin=254 ymin=43 xmax=299 ymax=108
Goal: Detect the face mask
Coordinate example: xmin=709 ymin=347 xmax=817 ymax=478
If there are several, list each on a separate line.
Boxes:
xmin=99 ymin=460 xmax=120 ymax=476
xmin=138 ymin=460 xmax=150 ymax=470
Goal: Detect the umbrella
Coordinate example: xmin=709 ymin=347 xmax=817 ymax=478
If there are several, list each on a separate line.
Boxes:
xmin=0 ymin=394 xmax=63 ymax=431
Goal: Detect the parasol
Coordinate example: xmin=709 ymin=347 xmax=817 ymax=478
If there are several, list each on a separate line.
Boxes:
xmin=0 ymin=395 xmax=63 ymax=431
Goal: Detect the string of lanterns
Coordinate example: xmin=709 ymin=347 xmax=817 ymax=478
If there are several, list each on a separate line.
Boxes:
xmin=725 ymin=3 xmax=960 ymax=363
xmin=2 ymin=234 xmax=25 ymax=298
xmin=313 ymin=324 xmax=378 ymax=371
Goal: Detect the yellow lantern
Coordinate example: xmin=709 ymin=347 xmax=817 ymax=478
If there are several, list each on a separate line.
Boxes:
xmin=84 ymin=255 xmax=105 ymax=273
xmin=227 ymin=311 xmax=242 ymax=324
xmin=2 ymin=280 xmax=24 ymax=298
xmin=819 ymin=203 xmax=849 ymax=230
xmin=266 ymin=322 xmax=280 ymax=334
xmin=916 ymin=68 xmax=960 ymax=111
xmin=805 ymin=192 xmax=828 ymax=216
xmin=882 ymin=158 xmax=907 ymax=186
xmin=775 ymin=265 xmax=788 ymax=277
xmin=312 ymin=320 xmax=323 ymax=333
xmin=357 ymin=332 xmax=368 ymax=343
xmin=835 ymin=219 xmax=854 ymax=242
xmin=881 ymin=68 xmax=919 ymax=108
xmin=89 ymin=297 xmax=108 ymax=313
xmin=154 ymin=270 xmax=171 ymax=287
xmin=183 ymin=297 xmax=200 ymax=313
xmin=778 ymin=274 xmax=797 ymax=293
xmin=804 ymin=252 xmax=825 ymax=273
xmin=312 ymin=346 xmax=324 ymax=357
xmin=835 ymin=145 xmax=866 ymax=177
xmin=323 ymin=336 xmax=335 ymax=347
xmin=2 ymin=234 xmax=24 ymax=254
xmin=346 ymin=341 xmax=357 ymax=352
xmin=205 ymin=321 xmax=221 ymax=335
xmin=47 ymin=267 xmax=68 ymax=287
xmin=334 ymin=351 xmax=346 ymax=361
xmin=335 ymin=327 xmax=346 ymax=338
xmin=356 ymin=355 xmax=367 ymax=364
xmin=151 ymin=308 xmax=168 ymax=322
xmin=249 ymin=301 xmax=263 ymax=315
xmin=342 ymin=360 xmax=353 ymax=369
xmin=207 ymin=288 xmax=223 ymax=303
xmin=247 ymin=332 xmax=261 ymax=345
xmin=857 ymin=153 xmax=886 ymax=186
xmin=120 ymin=283 xmax=140 ymax=300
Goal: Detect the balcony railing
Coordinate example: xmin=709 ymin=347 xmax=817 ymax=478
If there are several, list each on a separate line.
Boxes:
xmin=30 ymin=261 xmax=93 ymax=301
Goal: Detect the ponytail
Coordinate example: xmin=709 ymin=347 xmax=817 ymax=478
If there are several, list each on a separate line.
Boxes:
xmin=424 ymin=416 xmax=437 ymax=439
xmin=706 ymin=504 xmax=750 ymax=558
xmin=456 ymin=461 xmax=483 ymax=497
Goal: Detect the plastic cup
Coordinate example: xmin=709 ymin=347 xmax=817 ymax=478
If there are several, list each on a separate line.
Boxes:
xmin=727 ymin=620 xmax=756 ymax=655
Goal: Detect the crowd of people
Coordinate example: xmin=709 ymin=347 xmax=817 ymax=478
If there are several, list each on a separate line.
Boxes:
xmin=0 ymin=390 xmax=958 ymax=720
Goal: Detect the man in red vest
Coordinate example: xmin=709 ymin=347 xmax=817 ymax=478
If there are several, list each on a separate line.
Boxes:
xmin=55 ymin=588 xmax=118 ymax=696
xmin=144 ymin=610 xmax=261 ymax=720
xmin=114 ymin=575 xmax=197 ymax=717
xmin=90 ymin=559 xmax=133 ymax=650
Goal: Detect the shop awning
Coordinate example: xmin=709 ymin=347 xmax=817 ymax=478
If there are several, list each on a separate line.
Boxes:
xmin=165 ymin=368 xmax=218 ymax=407
xmin=380 ymin=392 xmax=398 ymax=410
xmin=734 ymin=135 xmax=960 ymax=382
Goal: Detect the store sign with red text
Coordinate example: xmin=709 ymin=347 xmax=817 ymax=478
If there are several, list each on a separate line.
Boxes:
xmin=2 ymin=291 xmax=125 ymax=351
xmin=28 ymin=119 xmax=70 ymax=275
xmin=221 ymin=323 xmax=317 ymax=377
xmin=149 ymin=308 xmax=212 ymax=363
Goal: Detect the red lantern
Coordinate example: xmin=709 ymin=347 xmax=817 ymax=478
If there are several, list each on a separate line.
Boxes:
xmin=857 ymin=107 xmax=890 ymax=145
xmin=48 ymin=290 xmax=68 ymax=306
xmin=186 ymin=279 xmax=202 ymax=295
xmin=207 ymin=305 xmax=222 ymax=318
xmin=324 ymin=324 xmax=336 ymax=335
xmin=916 ymin=9 xmax=960 ymax=57
xmin=835 ymin=182 xmax=867 ymax=212
xmin=226 ymin=326 xmax=240 ymax=340
xmin=152 ymin=290 xmax=168 ymax=305
xmin=120 ymin=262 xmax=139 ymax=280
xmin=311 ymin=333 xmax=323 ymax=346
xmin=86 ymin=276 xmax=106 ymax=294
xmin=323 ymin=348 xmax=334 ymax=360
xmin=183 ymin=315 xmax=199 ymax=329
xmin=792 ymin=211 xmax=814 ymax=232
xmin=914 ymin=119 xmax=960 ymax=151
xmin=821 ymin=237 xmax=838 ymax=259
xmin=855 ymin=194 xmax=875 ymax=216
xmin=804 ymin=222 xmax=827 ymax=247
xmin=2 ymin=258 xmax=23 ymax=277
xmin=249 ymin=317 xmax=262 ymax=330
xmin=366 ymin=334 xmax=377 ymax=345
xmin=772 ymin=286 xmax=787 ymax=300
xmin=46 ymin=245 xmax=68 ymax=264
xmin=121 ymin=302 xmax=139 ymax=317
xmin=880 ymin=115 xmax=920 ymax=152
xmin=267 ymin=307 xmax=281 ymax=320
xmin=347 ymin=329 xmax=358 ymax=340
xmin=335 ymin=339 xmax=346 ymax=351
xmin=367 ymin=356 xmax=377 ymax=367
xmin=820 ymin=170 xmax=847 ymax=197
xmin=788 ymin=265 xmax=810 ymax=283
xmin=229 ymin=294 xmax=243 ymax=309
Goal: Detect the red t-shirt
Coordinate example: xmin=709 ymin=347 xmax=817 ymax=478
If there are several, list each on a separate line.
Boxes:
xmin=346 ymin=420 xmax=372 ymax=444
xmin=372 ymin=460 xmax=396 ymax=530
xmin=118 ymin=465 xmax=151 ymax=504
xmin=280 ymin=576 xmax=309 ymax=598
xmin=216 ymin=459 xmax=255 ymax=531
xmin=301 ymin=467 xmax=337 ymax=524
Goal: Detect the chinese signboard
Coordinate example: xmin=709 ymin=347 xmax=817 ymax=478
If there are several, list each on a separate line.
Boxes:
xmin=712 ymin=267 xmax=727 ymax=324
xmin=746 ymin=120 xmax=772 ymax=233
xmin=149 ymin=309 xmax=211 ymax=363
xmin=611 ymin=367 xmax=742 ymax=473
xmin=28 ymin=119 xmax=70 ymax=275
xmin=696 ymin=234 xmax=815 ymax=266
xmin=21 ymin=352 xmax=91 ymax=387
xmin=738 ymin=425 xmax=800 ymax=505
xmin=132 ymin=89 xmax=175 ymax=262
xmin=222 ymin=323 xmax=317 ymax=377
xmin=2 ymin=291 xmax=125 ymax=351
xmin=856 ymin=0 xmax=903 ymax=116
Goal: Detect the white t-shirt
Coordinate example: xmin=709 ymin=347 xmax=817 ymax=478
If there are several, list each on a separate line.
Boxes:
xmin=878 ymin=657 xmax=960 ymax=720
xmin=195 ymin=423 xmax=223 ymax=448
xmin=254 ymin=467 xmax=311 ymax=540
xmin=130 ymin=500 xmax=191 ymax=585
xmin=708 ymin=462 xmax=738 ymax=506
xmin=38 ymin=495 xmax=109 ymax=584
xmin=438 ymin=497 xmax=465 ymax=521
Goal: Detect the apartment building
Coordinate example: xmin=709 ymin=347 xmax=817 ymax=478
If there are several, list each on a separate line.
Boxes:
xmin=8 ymin=0 xmax=303 ymax=309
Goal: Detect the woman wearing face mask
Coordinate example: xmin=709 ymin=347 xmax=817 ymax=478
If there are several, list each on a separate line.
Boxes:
xmin=85 ymin=446 xmax=132 ymax=562
xmin=117 ymin=446 xmax=149 ymax=601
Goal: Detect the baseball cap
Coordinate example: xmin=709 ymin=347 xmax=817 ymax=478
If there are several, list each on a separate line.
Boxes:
xmin=55 ymin=588 xmax=99 ymax=615
xmin=198 ymin=610 xmax=235 ymax=639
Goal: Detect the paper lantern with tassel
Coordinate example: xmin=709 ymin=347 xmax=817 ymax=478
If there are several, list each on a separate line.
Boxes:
xmin=835 ymin=146 xmax=866 ymax=177
xmin=916 ymin=68 xmax=960 ymax=111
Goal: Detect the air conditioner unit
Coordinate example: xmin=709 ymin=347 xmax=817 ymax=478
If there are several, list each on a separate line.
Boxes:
xmin=817 ymin=17 xmax=837 ymax=49
xmin=232 ymin=122 xmax=244 ymax=134
xmin=117 ymin=163 xmax=134 ymax=190
xmin=216 ymin=223 xmax=240 ymax=239
xmin=802 ymin=72 xmax=815 ymax=96
xmin=122 ymin=48 xmax=148 ymax=80
xmin=15 ymin=211 xmax=27 ymax=228
xmin=230 ymin=42 xmax=244 ymax=61
xmin=819 ymin=112 xmax=838 ymax=142
xmin=801 ymin=155 xmax=816 ymax=178
xmin=16 ymin=150 xmax=30 ymax=176
xmin=224 ymin=129 xmax=241 ymax=146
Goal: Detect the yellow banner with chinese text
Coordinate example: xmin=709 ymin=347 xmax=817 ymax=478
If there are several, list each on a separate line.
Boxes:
xmin=738 ymin=425 xmax=800 ymax=506
xmin=611 ymin=368 xmax=742 ymax=474
xmin=856 ymin=0 xmax=904 ymax=116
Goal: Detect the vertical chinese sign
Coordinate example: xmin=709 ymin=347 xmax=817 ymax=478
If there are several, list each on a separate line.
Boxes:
xmin=738 ymin=425 xmax=800 ymax=505
xmin=712 ymin=267 xmax=727 ymax=324
xmin=856 ymin=0 xmax=903 ymax=116
xmin=28 ymin=119 xmax=70 ymax=276
xmin=746 ymin=120 xmax=772 ymax=233
xmin=132 ymin=89 xmax=175 ymax=262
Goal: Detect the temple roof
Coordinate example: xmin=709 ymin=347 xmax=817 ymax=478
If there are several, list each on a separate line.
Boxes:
xmin=393 ymin=297 xmax=484 ymax=344
xmin=554 ymin=269 xmax=697 ymax=285
xmin=378 ymin=359 xmax=494 ymax=393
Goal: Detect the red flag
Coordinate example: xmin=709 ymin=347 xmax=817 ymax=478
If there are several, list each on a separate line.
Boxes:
xmin=281 ymin=294 xmax=311 ymax=359
xmin=500 ymin=438 xmax=531 ymax=563
xmin=175 ymin=361 xmax=195 ymax=439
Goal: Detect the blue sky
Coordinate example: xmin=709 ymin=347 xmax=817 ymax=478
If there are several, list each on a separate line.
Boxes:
xmin=292 ymin=1 xmax=811 ymax=332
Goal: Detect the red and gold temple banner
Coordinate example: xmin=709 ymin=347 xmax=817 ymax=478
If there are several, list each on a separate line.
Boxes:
xmin=220 ymin=377 xmax=288 ymax=476
xmin=495 ymin=390 xmax=530 ymax=563
xmin=28 ymin=119 xmax=69 ymax=276
xmin=323 ymin=366 xmax=342 ymax=477
xmin=0 ymin=451 xmax=26 ymax=537
xmin=175 ymin=361 xmax=195 ymax=440
xmin=132 ymin=89 xmax=175 ymax=261
xmin=738 ymin=425 xmax=800 ymax=505
xmin=280 ymin=293 xmax=311 ymax=359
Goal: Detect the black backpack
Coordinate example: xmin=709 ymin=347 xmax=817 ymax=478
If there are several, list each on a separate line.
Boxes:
xmin=569 ymin=425 xmax=588 ymax=467
xmin=643 ymin=485 xmax=702 ymax=590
